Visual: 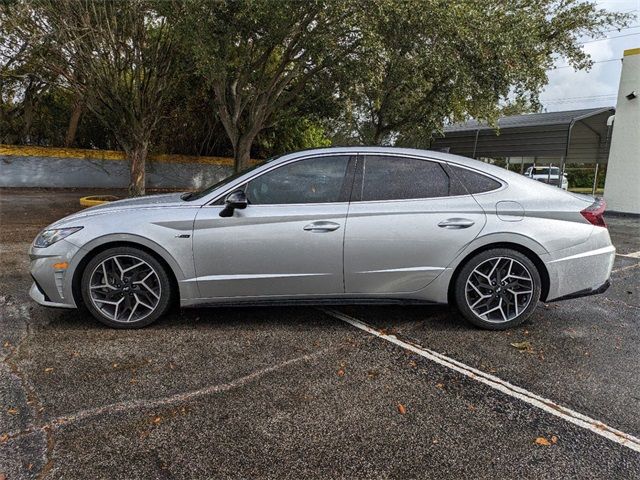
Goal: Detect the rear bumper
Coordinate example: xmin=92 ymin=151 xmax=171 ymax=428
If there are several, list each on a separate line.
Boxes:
xmin=543 ymin=228 xmax=615 ymax=301
xmin=548 ymin=279 xmax=610 ymax=303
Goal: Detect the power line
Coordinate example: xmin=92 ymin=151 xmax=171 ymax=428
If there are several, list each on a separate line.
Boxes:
xmin=585 ymin=24 xmax=640 ymax=36
xmin=579 ymin=31 xmax=640 ymax=43
xmin=540 ymin=95 xmax=617 ymax=105
xmin=541 ymin=93 xmax=618 ymax=103
xmin=552 ymin=57 xmax=622 ymax=69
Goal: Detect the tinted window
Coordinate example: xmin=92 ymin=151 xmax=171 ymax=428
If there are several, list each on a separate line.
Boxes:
xmin=449 ymin=165 xmax=501 ymax=194
xmin=246 ymin=156 xmax=349 ymax=205
xmin=359 ymin=156 xmax=449 ymax=201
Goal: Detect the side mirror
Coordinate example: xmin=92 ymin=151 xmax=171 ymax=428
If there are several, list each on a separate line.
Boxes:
xmin=219 ymin=190 xmax=248 ymax=217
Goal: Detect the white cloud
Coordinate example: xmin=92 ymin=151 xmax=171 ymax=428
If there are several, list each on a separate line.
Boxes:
xmin=540 ymin=0 xmax=640 ymax=112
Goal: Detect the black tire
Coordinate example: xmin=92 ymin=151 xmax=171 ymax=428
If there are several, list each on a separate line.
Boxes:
xmin=80 ymin=246 xmax=172 ymax=328
xmin=454 ymin=248 xmax=541 ymax=330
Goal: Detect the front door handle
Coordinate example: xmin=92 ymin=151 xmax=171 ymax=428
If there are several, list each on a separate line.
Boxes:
xmin=438 ymin=218 xmax=475 ymax=229
xmin=303 ymin=221 xmax=341 ymax=232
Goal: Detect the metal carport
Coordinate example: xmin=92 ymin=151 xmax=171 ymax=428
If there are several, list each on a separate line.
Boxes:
xmin=430 ymin=107 xmax=615 ymax=193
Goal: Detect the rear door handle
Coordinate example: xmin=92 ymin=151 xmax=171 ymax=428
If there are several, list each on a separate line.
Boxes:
xmin=438 ymin=218 xmax=475 ymax=229
xmin=303 ymin=221 xmax=341 ymax=232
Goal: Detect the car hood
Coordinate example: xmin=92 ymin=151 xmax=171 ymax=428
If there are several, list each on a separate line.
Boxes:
xmin=49 ymin=193 xmax=189 ymax=228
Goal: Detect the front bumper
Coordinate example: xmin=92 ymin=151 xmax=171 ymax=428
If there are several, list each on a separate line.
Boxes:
xmin=29 ymin=282 xmax=75 ymax=308
xmin=29 ymin=239 xmax=80 ymax=309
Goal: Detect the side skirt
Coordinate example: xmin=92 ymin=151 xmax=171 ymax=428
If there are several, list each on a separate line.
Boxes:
xmin=182 ymin=297 xmax=444 ymax=309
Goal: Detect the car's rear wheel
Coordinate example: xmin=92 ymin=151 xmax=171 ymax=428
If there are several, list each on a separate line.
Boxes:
xmin=454 ymin=248 xmax=541 ymax=330
xmin=81 ymin=246 xmax=171 ymax=328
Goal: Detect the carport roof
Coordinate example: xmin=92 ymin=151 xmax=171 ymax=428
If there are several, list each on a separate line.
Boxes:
xmin=443 ymin=107 xmax=613 ymax=132
xmin=431 ymin=107 xmax=615 ymax=163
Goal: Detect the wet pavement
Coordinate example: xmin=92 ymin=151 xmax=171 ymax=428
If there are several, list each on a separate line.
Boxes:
xmin=1 ymin=188 xmax=639 ymax=479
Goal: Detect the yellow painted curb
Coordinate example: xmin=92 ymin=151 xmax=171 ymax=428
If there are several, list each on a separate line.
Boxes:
xmin=623 ymin=47 xmax=640 ymax=57
xmin=0 ymin=144 xmax=242 ymax=166
xmin=79 ymin=195 xmax=120 ymax=207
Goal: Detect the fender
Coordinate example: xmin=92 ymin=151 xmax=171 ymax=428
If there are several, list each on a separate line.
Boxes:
xmin=65 ymin=233 xmax=200 ymax=304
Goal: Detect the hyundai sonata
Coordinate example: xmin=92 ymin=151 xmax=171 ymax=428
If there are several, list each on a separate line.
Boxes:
xmin=29 ymin=147 xmax=614 ymax=329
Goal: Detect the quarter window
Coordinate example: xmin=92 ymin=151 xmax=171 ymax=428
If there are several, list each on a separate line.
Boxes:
xmin=448 ymin=165 xmax=501 ymax=194
xmin=359 ymin=156 xmax=449 ymax=201
xmin=246 ymin=156 xmax=350 ymax=205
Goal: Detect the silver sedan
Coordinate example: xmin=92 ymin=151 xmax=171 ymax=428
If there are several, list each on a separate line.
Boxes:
xmin=29 ymin=147 xmax=614 ymax=329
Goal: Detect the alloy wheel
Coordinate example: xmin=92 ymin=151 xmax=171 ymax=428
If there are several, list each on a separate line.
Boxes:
xmin=88 ymin=254 xmax=161 ymax=323
xmin=464 ymin=256 xmax=534 ymax=323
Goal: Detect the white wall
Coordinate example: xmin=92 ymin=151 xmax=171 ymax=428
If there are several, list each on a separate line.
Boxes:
xmin=604 ymin=48 xmax=640 ymax=214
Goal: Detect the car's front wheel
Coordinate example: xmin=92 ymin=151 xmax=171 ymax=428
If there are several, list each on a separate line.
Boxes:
xmin=454 ymin=248 xmax=541 ymax=330
xmin=81 ymin=246 xmax=172 ymax=328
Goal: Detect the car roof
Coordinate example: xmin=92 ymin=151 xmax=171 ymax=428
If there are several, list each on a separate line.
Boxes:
xmin=274 ymin=146 xmax=523 ymax=182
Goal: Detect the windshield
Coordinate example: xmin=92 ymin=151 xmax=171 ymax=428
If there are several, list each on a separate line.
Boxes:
xmin=182 ymin=156 xmax=279 ymax=201
xmin=531 ymin=167 xmax=559 ymax=175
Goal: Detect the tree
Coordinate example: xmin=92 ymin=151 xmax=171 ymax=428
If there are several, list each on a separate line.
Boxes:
xmin=171 ymin=0 xmax=360 ymax=171
xmin=8 ymin=0 xmax=179 ymax=195
xmin=332 ymin=0 xmax=630 ymax=146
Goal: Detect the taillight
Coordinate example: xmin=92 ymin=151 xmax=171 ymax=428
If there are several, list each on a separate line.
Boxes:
xmin=581 ymin=198 xmax=607 ymax=227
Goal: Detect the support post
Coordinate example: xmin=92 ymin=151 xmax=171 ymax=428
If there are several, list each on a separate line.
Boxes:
xmin=592 ymin=163 xmax=600 ymax=196
xmin=558 ymin=156 xmax=566 ymax=189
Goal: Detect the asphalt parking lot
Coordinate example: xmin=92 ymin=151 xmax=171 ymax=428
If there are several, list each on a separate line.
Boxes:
xmin=1 ymin=188 xmax=639 ymax=479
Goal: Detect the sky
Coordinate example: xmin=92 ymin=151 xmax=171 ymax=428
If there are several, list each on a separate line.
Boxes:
xmin=540 ymin=0 xmax=640 ymax=112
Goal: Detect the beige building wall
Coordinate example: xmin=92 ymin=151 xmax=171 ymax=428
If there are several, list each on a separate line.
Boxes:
xmin=604 ymin=48 xmax=640 ymax=214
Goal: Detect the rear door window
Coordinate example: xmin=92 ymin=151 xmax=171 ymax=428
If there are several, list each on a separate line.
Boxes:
xmin=357 ymin=155 xmax=450 ymax=201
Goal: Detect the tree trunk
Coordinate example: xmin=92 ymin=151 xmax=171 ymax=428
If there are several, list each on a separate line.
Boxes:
xmin=64 ymin=100 xmax=83 ymax=147
xmin=233 ymin=135 xmax=254 ymax=172
xmin=126 ymin=144 xmax=148 ymax=196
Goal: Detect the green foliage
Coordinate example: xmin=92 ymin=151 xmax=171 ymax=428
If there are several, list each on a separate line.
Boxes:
xmin=257 ymin=118 xmax=332 ymax=157
xmin=1 ymin=0 xmax=632 ymax=177
xmin=333 ymin=0 xmax=630 ymax=145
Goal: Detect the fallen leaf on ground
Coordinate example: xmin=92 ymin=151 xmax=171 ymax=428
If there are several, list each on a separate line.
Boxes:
xmin=0 ymin=434 xmax=8 ymax=443
xmin=152 ymin=416 xmax=162 ymax=424
xmin=7 ymin=407 xmax=19 ymax=415
xmin=535 ymin=437 xmax=551 ymax=446
xmin=337 ymin=368 xmax=345 ymax=377
xmin=3 ymin=341 xmax=10 ymax=348
xmin=511 ymin=341 xmax=534 ymax=353
xmin=551 ymin=435 xmax=558 ymax=444
xmin=0 ymin=472 xmax=6 ymax=480
xmin=397 ymin=403 xmax=407 ymax=415
xmin=435 ymin=383 xmax=445 ymax=389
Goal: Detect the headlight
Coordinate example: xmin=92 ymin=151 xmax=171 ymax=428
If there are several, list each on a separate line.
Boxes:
xmin=34 ymin=227 xmax=83 ymax=248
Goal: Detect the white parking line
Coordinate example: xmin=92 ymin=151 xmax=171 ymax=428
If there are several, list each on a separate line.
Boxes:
xmin=612 ymin=263 xmax=640 ymax=274
xmin=321 ymin=308 xmax=640 ymax=453
xmin=617 ymin=251 xmax=640 ymax=259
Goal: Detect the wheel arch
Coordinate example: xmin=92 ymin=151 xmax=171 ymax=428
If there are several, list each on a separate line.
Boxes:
xmin=71 ymin=239 xmax=182 ymax=308
xmin=447 ymin=241 xmax=550 ymax=305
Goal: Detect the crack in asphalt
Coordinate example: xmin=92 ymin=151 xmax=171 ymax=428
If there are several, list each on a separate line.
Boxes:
xmin=1 ymin=298 xmax=56 ymax=479
xmin=0 ymin=342 xmax=349 ymax=449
